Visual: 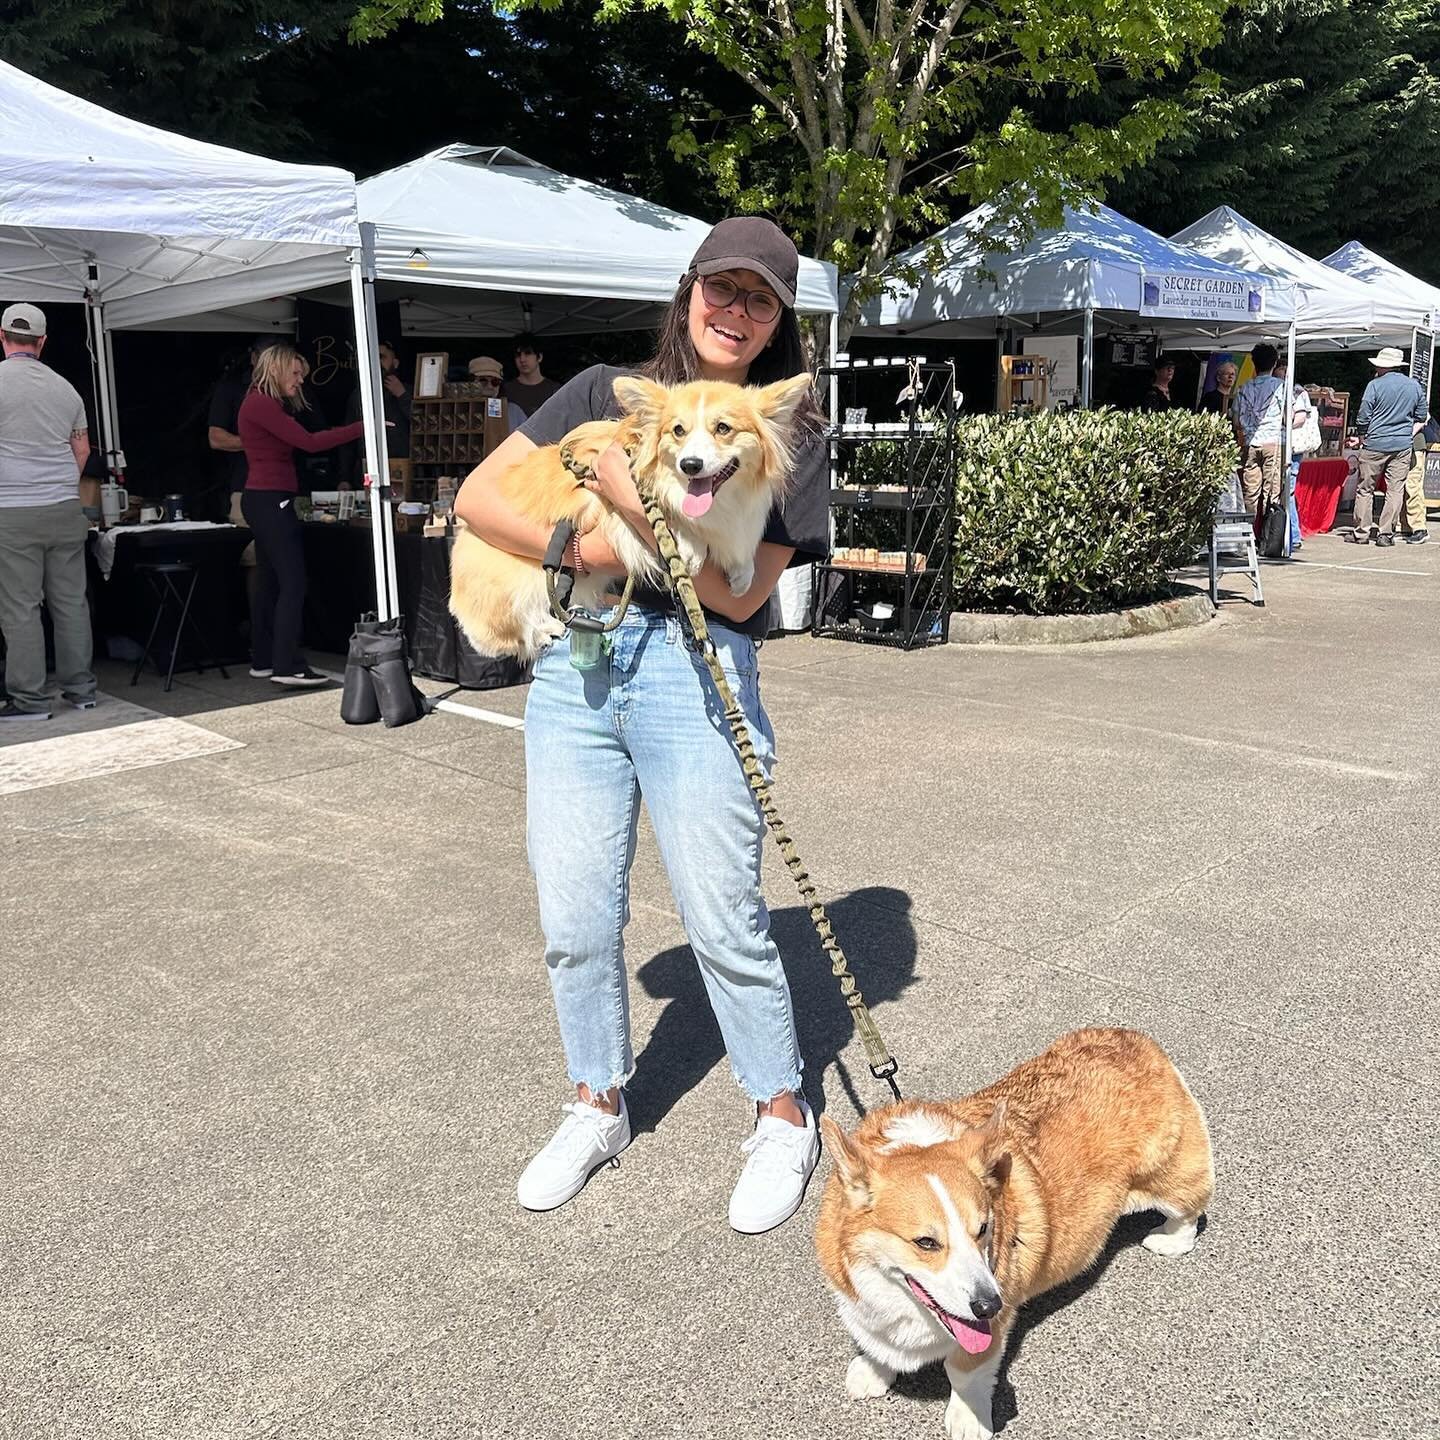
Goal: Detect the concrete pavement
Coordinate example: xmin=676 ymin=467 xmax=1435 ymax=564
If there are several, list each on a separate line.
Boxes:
xmin=4 ymin=528 xmax=1436 ymax=1439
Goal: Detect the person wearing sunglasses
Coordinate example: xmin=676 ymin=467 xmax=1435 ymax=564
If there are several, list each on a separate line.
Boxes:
xmin=455 ymin=217 xmax=828 ymax=1234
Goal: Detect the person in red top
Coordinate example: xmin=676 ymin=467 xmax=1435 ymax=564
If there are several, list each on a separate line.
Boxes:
xmin=238 ymin=344 xmax=365 ymax=687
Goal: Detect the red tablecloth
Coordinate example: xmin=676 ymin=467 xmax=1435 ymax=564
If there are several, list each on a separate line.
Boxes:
xmin=1294 ymin=458 xmax=1350 ymax=536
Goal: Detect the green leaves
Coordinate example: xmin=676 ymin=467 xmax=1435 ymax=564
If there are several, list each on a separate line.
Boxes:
xmin=951 ymin=410 xmax=1234 ymax=614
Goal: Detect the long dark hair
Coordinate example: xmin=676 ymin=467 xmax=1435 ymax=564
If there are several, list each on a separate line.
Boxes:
xmin=642 ymin=270 xmax=823 ymax=429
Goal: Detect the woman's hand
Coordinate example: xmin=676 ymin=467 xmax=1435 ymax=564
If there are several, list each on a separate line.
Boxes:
xmin=584 ymin=442 xmax=648 ymax=531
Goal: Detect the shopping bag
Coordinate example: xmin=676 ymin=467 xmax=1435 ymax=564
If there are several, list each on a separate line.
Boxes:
xmin=1258 ymin=493 xmax=1288 ymax=560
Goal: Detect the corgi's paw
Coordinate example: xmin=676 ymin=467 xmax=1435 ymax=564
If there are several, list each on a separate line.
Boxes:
xmin=675 ymin=535 xmax=706 ymax=575
xmin=845 ymin=1353 xmax=895 ymax=1400
xmin=943 ymin=1396 xmax=993 ymax=1440
xmin=1143 ymin=1215 xmax=1199 ymax=1257
xmin=727 ymin=561 xmax=755 ymax=597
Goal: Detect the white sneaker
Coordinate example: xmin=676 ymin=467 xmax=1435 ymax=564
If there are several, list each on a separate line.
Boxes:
xmin=728 ymin=1099 xmax=820 ymax=1234
xmin=517 ymin=1097 xmax=631 ymax=1211
xmin=249 ymin=666 xmax=273 ymax=678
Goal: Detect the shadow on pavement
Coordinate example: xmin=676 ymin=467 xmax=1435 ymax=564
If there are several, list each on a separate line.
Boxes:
xmin=629 ymin=886 xmax=919 ymax=1134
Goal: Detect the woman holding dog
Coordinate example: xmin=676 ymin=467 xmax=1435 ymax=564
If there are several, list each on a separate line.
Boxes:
xmin=456 ymin=218 xmax=828 ymax=1233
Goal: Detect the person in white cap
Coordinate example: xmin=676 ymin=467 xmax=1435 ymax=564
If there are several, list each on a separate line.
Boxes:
xmin=1349 ymin=346 xmax=1427 ymax=546
xmin=0 ymin=302 xmax=97 ymax=720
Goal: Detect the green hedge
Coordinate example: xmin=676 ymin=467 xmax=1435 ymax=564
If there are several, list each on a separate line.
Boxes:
xmin=952 ymin=410 xmax=1235 ymax=615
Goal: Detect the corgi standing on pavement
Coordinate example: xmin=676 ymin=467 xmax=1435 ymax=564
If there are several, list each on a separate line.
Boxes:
xmin=816 ymin=1028 xmax=1214 ymax=1439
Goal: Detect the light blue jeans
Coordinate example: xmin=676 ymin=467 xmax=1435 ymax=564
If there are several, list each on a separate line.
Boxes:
xmin=524 ymin=605 xmax=803 ymax=1101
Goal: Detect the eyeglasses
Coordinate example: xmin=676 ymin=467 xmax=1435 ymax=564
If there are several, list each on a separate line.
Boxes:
xmin=699 ymin=274 xmax=781 ymax=324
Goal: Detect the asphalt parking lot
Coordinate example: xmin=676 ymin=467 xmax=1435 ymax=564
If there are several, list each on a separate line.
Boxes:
xmin=5 ymin=530 xmax=1436 ymax=1439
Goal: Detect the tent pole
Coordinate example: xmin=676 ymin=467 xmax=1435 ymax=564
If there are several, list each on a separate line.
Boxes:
xmin=1282 ymin=320 xmax=1297 ymax=474
xmin=1082 ymin=308 xmax=1095 ymax=409
xmin=102 ymin=325 xmax=121 ymax=474
xmin=827 ymin=310 xmax=839 ymax=551
xmin=350 ymin=221 xmax=397 ymax=622
xmin=86 ymin=293 xmax=123 ymax=484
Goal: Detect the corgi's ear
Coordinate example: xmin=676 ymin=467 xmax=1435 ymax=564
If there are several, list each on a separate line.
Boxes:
xmin=820 ymin=1116 xmax=873 ymax=1209
xmin=976 ymin=1101 xmax=1011 ymax=1191
xmin=756 ymin=372 xmax=814 ymax=429
xmin=612 ymin=375 xmax=668 ymax=424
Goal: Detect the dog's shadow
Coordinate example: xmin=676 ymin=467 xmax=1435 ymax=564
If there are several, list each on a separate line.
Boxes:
xmin=893 ymin=1212 xmax=1209 ymax=1430
xmin=627 ymin=885 xmax=919 ymax=1132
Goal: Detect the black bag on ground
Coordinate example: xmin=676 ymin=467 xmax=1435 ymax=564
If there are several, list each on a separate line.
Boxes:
xmin=341 ymin=614 xmax=428 ymax=727
xmin=1258 ymin=493 xmax=1287 ymax=560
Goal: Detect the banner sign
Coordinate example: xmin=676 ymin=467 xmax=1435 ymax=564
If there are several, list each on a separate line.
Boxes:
xmin=1410 ymin=327 xmax=1433 ymax=404
xmin=1140 ymin=273 xmax=1266 ymax=323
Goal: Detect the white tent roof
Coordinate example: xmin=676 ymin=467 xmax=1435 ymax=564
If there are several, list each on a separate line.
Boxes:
xmin=354 ymin=144 xmax=837 ymax=333
xmin=855 ymin=200 xmax=1293 ymax=339
xmin=1323 ymin=241 xmax=1440 ymax=323
xmin=0 ymin=58 xmax=360 ymax=328
xmin=1171 ymin=206 xmax=1428 ymax=341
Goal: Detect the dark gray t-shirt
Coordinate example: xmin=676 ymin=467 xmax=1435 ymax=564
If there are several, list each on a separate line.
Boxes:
xmin=519 ymin=363 xmax=828 ymax=639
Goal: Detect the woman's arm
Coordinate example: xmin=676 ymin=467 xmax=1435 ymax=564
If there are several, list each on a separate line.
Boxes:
xmin=690 ymin=542 xmax=795 ymax=621
xmin=246 ymin=394 xmax=364 ymax=454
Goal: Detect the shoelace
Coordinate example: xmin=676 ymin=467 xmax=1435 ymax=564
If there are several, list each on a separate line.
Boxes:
xmin=549 ymin=1102 xmax=617 ymax=1163
xmin=738 ymin=1121 xmax=809 ymax=1179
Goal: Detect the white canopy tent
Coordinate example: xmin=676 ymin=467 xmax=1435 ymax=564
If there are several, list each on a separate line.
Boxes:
xmin=1322 ymin=241 xmax=1440 ymax=322
xmin=1171 ymin=207 xmax=1431 ymax=346
xmin=0 ymin=59 xmax=399 ymax=618
xmin=853 ymin=200 xmax=1294 ymax=404
xmin=335 ymin=143 xmax=838 ymax=335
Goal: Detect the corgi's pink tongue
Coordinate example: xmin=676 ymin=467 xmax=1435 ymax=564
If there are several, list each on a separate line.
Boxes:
xmin=906 ymin=1276 xmax=992 ymax=1354
xmin=682 ymin=480 xmax=714 ymax=517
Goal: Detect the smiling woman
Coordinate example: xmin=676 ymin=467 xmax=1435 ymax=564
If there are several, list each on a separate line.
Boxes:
xmin=454 ymin=217 xmax=830 ymax=1235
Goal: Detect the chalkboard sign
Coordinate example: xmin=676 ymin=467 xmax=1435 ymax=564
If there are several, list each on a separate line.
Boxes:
xmin=1109 ymin=335 xmax=1158 ymax=369
xmin=1411 ymin=329 xmax=1433 ymax=404
xmin=1423 ymin=449 xmax=1440 ymax=501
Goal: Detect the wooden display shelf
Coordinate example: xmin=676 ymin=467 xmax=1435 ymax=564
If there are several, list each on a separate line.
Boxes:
xmin=825 ymin=549 xmax=929 ymax=573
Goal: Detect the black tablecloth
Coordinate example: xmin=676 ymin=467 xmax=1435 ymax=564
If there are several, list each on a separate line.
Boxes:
xmin=300 ymin=525 xmax=529 ymax=690
xmin=90 ymin=526 xmax=253 ymax=664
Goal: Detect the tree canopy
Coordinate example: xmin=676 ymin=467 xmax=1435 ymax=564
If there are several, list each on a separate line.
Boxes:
xmin=5 ymin=0 xmax=1437 ymax=306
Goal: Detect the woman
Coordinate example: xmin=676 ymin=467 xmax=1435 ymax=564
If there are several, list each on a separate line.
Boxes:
xmin=455 ymin=218 xmax=829 ymax=1233
xmin=238 ymin=344 xmax=365 ymax=687
xmin=1274 ymin=357 xmax=1316 ymax=554
xmin=1199 ymin=360 xmax=1239 ymax=422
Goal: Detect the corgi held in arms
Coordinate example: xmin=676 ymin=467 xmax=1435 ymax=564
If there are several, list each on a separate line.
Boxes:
xmin=449 ymin=373 xmax=813 ymax=662
xmin=816 ymin=1028 xmax=1215 ymax=1440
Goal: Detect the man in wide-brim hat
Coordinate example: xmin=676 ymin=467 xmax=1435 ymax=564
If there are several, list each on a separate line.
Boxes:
xmin=1348 ymin=346 xmax=1428 ymax=546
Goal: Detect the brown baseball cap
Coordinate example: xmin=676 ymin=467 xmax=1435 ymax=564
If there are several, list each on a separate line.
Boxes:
xmin=467 ymin=355 xmax=504 ymax=380
xmin=690 ymin=217 xmax=798 ymax=309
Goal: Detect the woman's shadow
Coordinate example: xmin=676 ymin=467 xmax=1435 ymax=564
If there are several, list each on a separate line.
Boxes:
xmin=627 ymin=884 xmax=919 ymax=1132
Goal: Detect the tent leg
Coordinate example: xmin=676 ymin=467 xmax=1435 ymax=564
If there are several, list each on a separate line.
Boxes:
xmin=86 ymin=291 xmax=123 ymax=483
xmin=1081 ymin=308 xmax=1095 ymax=410
xmin=1283 ymin=321 xmax=1297 ymax=472
xmin=827 ymin=310 xmax=839 ymax=548
xmin=350 ymin=222 xmax=397 ymax=623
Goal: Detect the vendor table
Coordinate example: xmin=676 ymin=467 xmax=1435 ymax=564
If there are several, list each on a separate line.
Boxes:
xmin=89 ymin=523 xmax=251 ymax=664
xmin=1294 ymin=458 xmax=1350 ymax=537
xmin=300 ymin=524 xmax=527 ymax=689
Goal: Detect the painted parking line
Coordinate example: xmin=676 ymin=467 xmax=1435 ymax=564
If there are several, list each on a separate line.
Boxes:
xmin=1290 ymin=561 xmax=1430 ymax=577
xmin=312 ymin=667 xmax=525 ymax=730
